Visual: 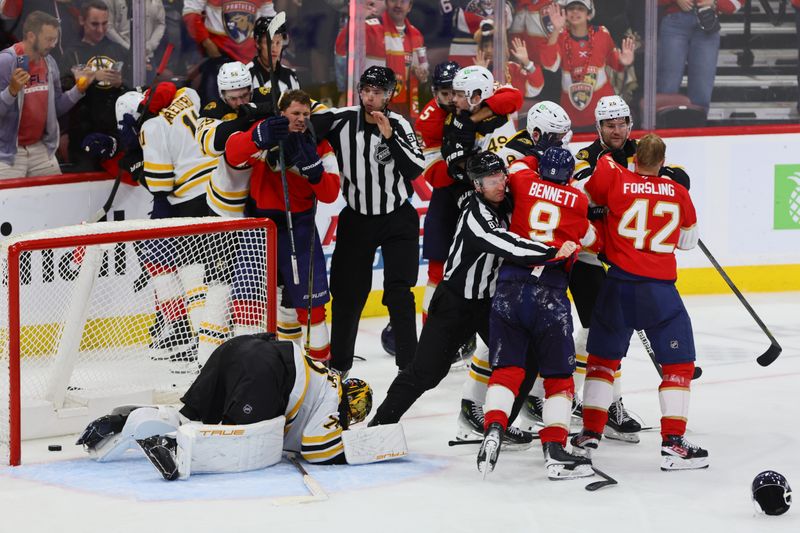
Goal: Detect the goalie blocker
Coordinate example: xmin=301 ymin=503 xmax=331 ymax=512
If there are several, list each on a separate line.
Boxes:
xmin=77 ymin=334 xmax=407 ymax=479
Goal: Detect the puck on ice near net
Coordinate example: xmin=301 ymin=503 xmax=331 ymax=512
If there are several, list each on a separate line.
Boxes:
xmin=48 ymin=444 xmax=62 ymax=452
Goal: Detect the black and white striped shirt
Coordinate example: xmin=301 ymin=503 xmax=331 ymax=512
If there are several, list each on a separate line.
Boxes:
xmin=444 ymin=192 xmax=557 ymax=299
xmin=322 ymin=106 xmax=424 ymax=215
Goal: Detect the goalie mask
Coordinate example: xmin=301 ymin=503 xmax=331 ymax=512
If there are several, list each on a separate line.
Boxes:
xmin=752 ymin=470 xmax=792 ymax=516
xmin=342 ymin=377 xmax=373 ymax=426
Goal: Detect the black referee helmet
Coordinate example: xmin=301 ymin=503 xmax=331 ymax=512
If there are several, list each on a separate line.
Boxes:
xmin=466 ymin=152 xmax=506 ymax=183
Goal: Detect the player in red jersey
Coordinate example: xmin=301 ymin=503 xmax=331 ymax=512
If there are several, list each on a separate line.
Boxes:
xmin=570 ymin=133 xmax=708 ymax=471
xmin=225 ymin=89 xmax=340 ymax=361
xmin=478 ymin=147 xmax=597 ymax=479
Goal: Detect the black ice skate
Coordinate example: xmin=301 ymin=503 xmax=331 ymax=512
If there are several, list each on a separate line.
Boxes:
xmin=501 ymin=425 xmax=535 ymax=451
xmin=477 ymin=422 xmax=503 ymax=478
xmin=137 ymin=435 xmax=179 ymax=481
xmin=543 ymin=441 xmax=594 ymax=480
xmin=150 ymin=316 xmax=197 ymax=362
xmin=570 ymin=429 xmax=603 ymax=458
xmin=604 ymin=397 xmax=641 ymax=443
xmin=518 ymin=395 xmax=544 ymax=432
xmin=660 ymin=435 xmax=709 ymax=471
xmin=456 ymin=399 xmax=485 ymax=440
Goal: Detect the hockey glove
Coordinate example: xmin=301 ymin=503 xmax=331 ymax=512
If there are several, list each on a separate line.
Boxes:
xmin=117 ymin=113 xmax=140 ymax=151
xmin=294 ymin=135 xmax=324 ymax=184
xmin=238 ymin=101 xmax=274 ymax=122
xmin=252 ymin=116 xmax=289 ymax=149
xmin=449 ymin=110 xmax=478 ymax=147
xmin=588 ymin=205 xmax=608 ymax=221
xmin=82 ymin=133 xmax=118 ymax=160
xmin=659 ymin=166 xmax=691 ymax=191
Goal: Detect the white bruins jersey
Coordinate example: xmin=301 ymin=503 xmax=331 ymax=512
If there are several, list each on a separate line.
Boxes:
xmin=197 ymin=116 xmax=252 ymax=217
xmin=141 ymin=88 xmax=216 ymax=205
xmin=474 ymin=113 xmax=518 ymax=159
xmin=284 ymin=344 xmax=344 ymax=464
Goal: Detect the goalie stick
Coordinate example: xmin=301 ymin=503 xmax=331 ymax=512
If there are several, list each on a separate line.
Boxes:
xmin=272 ymin=453 xmax=328 ymax=505
xmin=90 ymin=43 xmax=174 ymax=223
xmin=697 ymin=239 xmax=782 ymax=367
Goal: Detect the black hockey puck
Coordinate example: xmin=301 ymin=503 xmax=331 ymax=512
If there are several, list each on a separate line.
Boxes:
xmin=48 ymin=444 xmax=62 ymax=452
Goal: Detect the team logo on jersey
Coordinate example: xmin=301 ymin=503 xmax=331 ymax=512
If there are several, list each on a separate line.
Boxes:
xmin=83 ymin=55 xmax=121 ymax=89
xmin=568 ymin=70 xmax=598 ymax=111
xmin=576 ymin=149 xmax=589 ymax=161
xmin=223 ymin=1 xmax=257 ymax=44
xmin=670 ymin=340 xmax=679 ymax=349
xmin=374 ymin=142 xmax=392 ymax=165
xmin=773 ymin=166 xmax=800 ymax=229
xmin=242 ymin=404 xmax=253 ymax=415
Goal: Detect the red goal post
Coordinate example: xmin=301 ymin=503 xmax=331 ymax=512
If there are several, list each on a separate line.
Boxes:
xmin=1 ymin=217 xmax=277 ymax=466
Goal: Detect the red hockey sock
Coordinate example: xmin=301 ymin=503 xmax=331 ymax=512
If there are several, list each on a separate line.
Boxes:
xmin=582 ymin=355 xmax=621 ymax=434
xmin=659 ymin=362 xmax=694 ymax=438
xmin=539 ymin=377 xmax=574 ymax=445
xmin=484 ymin=366 xmax=525 ymax=431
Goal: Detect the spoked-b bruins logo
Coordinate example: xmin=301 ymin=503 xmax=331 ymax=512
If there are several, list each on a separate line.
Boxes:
xmin=85 ymin=55 xmax=120 ymax=89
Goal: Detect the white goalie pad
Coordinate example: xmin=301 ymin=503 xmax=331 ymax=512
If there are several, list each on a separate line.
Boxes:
xmin=342 ymin=424 xmax=408 ymax=465
xmin=91 ymin=406 xmax=182 ymax=462
xmin=176 ymin=416 xmax=285 ymax=479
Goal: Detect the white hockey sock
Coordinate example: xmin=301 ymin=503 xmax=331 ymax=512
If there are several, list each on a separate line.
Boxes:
xmin=531 ymin=375 xmax=545 ymax=398
xmin=462 ymin=340 xmax=490 ymax=404
xmin=484 ymin=384 xmax=515 ymax=429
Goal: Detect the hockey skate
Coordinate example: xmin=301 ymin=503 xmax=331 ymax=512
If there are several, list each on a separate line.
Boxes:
xmin=137 ymin=435 xmax=179 ymax=481
xmin=570 ymin=429 xmax=603 ymax=458
xmin=456 ymin=400 xmax=535 ymax=450
xmin=543 ymin=441 xmax=594 ymax=480
xmin=604 ymin=397 xmax=641 ymax=443
xmin=518 ymin=395 xmax=543 ymax=432
xmin=477 ymin=422 xmax=503 ymax=478
xmin=660 ymin=435 xmax=709 ymax=471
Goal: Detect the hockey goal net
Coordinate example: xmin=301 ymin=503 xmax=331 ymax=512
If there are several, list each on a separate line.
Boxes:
xmin=0 ymin=217 xmax=277 ymax=466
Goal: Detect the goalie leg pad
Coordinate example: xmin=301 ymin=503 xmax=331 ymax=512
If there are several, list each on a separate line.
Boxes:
xmin=341 ymin=423 xmax=408 ymax=465
xmin=176 ymin=416 xmax=285 ymax=479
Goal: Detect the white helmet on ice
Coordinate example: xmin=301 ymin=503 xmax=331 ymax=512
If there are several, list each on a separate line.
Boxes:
xmin=527 ymin=101 xmax=572 ymax=146
xmin=115 ymin=90 xmax=145 ymax=124
xmin=452 ymin=65 xmax=494 ymax=110
xmin=217 ymin=61 xmax=253 ymax=101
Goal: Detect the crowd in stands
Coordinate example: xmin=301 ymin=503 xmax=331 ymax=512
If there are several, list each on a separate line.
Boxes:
xmin=0 ymin=0 xmax=790 ymax=178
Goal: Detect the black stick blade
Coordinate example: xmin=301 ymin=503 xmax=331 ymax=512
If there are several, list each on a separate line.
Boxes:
xmin=585 ymin=467 xmax=618 ymax=491
xmin=757 ymin=342 xmax=783 ymax=367
xmin=692 ymin=366 xmax=703 ymax=380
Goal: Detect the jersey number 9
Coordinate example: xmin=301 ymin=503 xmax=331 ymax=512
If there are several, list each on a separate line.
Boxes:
xmin=528 ymin=201 xmax=561 ymax=243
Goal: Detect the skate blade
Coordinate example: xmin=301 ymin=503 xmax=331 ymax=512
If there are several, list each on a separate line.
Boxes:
xmin=546 ymin=463 xmax=595 ymax=480
xmin=660 ymin=456 xmax=709 ymax=471
xmin=603 ymin=426 xmax=641 ymax=443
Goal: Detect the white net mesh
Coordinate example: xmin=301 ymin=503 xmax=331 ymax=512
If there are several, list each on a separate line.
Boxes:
xmin=0 ymin=217 xmax=276 ymax=465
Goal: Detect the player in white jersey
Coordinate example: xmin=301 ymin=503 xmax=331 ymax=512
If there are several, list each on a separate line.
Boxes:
xmin=76 ymin=334 xmax=406 ymax=480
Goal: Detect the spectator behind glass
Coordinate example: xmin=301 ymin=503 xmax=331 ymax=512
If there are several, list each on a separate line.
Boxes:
xmin=334 ymin=0 xmax=428 ymax=119
xmin=0 ymin=10 xmax=89 ymax=178
xmin=540 ymin=0 xmax=634 ymax=130
xmin=60 ymin=0 xmax=129 ymax=172
xmin=0 ymin=0 xmax=82 ymax=64
xmin=444 ymin=0 xmax=512 ymax=67
xmin=102 ymin=0 xmax=166 ymax=62
xmin=183 ymin=0 xmax=275 ymax=105
xmin=472 ymin=20 xmax=544 ymax=100
xmin=656 ymin=0 xmax=741 ymax=113
xmin=333 ymin=0 xmax=385 ymax=103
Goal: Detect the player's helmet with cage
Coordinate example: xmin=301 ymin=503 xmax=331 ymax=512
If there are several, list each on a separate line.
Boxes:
xmin=467 ymin=151 xmax=506 ymax=183
xmin=539 ymin=147 xmax=575 ymax=185
xmin=452 ymin=65 xmax=494 ymax=109
xmin=433 ymin=61 xmax=461 ymax=91
xmin=342 ymin=378 xmax=373 ymax=426
xmin=358 ymin=66 xmax=397 ymax=107
xmin=217 ymin=61 xmax=252 ymax=101
xmin=752 ymin=470 xmax=792 ymax=516
xmin=527 ymin=101 xmax=572 ymax=148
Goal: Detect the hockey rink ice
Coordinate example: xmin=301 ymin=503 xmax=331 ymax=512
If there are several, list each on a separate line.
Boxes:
xmin=1 ymin=291 xmax=798 ymax=533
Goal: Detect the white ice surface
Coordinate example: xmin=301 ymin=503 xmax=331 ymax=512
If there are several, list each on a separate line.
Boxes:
xmin=1 ymin=292 xmax=799 ymax=533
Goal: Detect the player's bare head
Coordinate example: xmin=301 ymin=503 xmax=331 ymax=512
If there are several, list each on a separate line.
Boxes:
xmin=341 ymin=377 xmax=373 ymax=427
xmin=595 ymin=95 xmax=631 ymax=150
xmin=452 ymin=66 xmax=494 ymax=113
xmin=279 ymin=89 xmax=312 ymax=133
xmin=468 ymin=152 xmax=507 ymax=206
xmin=432 ymin=61 xmax=460 ymax=111
xmin=217 ymin=61 xmax=252 ymax=107
xmin=358 ymin=66 xmax=397 ymax=113
xmin=634 ymin=133 xmax=666 ymax=174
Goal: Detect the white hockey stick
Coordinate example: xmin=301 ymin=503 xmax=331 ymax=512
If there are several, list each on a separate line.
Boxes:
xmin=272 ymin=453 xmax=329 ymax=505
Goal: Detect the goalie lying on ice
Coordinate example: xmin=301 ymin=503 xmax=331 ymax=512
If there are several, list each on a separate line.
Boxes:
xmin=75 ymin=333 xmax=407 ymax=480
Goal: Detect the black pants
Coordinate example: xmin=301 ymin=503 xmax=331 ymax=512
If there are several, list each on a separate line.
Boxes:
xmin=371 ymin=282 xmax=538 ymax=425
xmin=568 ymin=260 xmax=607 ymax=329
xmin=329 ymin=202 xmax=419 ymax=372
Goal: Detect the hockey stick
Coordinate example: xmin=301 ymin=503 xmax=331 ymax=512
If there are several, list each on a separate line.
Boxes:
xmin=448 ymin=431 xmax=578 ymax=446
xmin=90 ymin=43 xmax=174 ymax=223
xmin=272 ymin=453 xmax=329 ymax=505
xmin=697 ymin=239 xmax=782 ymax=367
xmin=265 ymin=12 xmax=300 ymax=285
xmin=637 ymin=330 xmax=703 ymax=380
xmin=304 ymin=118 xmax=318 ymax=358
xmin=585 ymin=467 xmax=618 ymax=491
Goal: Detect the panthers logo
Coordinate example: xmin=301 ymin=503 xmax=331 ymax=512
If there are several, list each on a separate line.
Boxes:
xmin=223 ymin=1 xmax=257 ymax=44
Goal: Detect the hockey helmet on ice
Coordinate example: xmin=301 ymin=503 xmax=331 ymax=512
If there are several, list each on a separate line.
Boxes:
xmin=752 ymin=470 xmax=792 ymax=516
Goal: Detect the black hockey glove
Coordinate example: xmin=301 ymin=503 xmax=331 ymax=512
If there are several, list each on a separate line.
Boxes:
xmin=449 ymin=110 xmax=478 ymax=147
xmin=238 ymin=101 xmax=274 ymax=122
xmin=659 ymin=166 xmax=691 ymax=191
xmin=82 ymin=133 xmax=118 ymax=160
xmin=252 ymin=116 xmax=289 ymax=149
xmin=588 ymin=205 xmax=608 ymax=221
xmin=288 ymin=133 xmax=324 ymax=184
xmin=117 ymin=113 xmax=140 ymax=151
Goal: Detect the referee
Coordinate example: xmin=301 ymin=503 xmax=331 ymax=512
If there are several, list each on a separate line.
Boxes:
xmin=322 ymin=66 xmax=425 ymax=374
xmin=369 ymin=152 xmax=557 ymax=432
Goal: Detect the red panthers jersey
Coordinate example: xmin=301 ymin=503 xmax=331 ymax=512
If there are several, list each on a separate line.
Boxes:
xmin=585 ymin=155 xmax=698 ymax=281
xmin=507 ymin=166 xmax=593 ymax=252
